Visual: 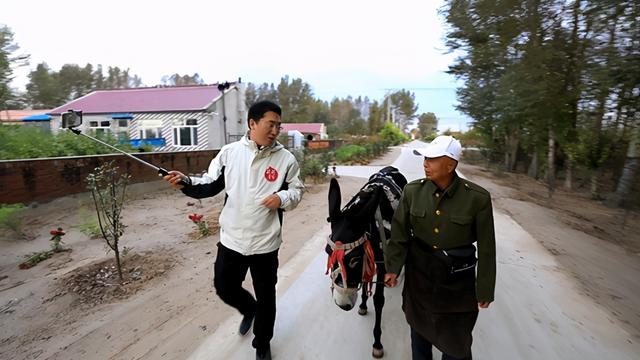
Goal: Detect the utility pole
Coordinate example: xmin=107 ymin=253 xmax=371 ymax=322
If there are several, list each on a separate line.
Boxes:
xmin=217 ymin=81 xmax=231 ymax=145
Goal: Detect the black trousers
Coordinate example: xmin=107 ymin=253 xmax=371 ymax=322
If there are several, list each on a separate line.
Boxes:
xmin=213 ymin=243 xmax=279 ymax=351
xmin=411 ymin=328 xmax=472 ymax=360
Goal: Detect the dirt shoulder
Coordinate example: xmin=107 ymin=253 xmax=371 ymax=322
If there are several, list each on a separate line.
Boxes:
xmin=0 ymin=176 xmax=365 ymax=360
xmin=459 ymin=162 xmax=640 ymax=341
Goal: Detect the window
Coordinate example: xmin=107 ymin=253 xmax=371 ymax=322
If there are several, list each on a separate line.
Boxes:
xmin=116 ymin=119 xmax=129 ymax=140
xmin=138 ymin=119 xmax=162 ymax=139
xmin=172 ymin=119 xmax=198 ymax=146
xmin=88 ymin=120 xmax=111 ymax=135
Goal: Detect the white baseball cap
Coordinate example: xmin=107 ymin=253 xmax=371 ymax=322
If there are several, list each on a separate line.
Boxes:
xmin=413 ymin=135 xmax=462 ymax=161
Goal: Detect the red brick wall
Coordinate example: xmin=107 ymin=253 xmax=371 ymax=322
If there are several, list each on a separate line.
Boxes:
xmin=0 ymin=150 xmax=218 ymax=204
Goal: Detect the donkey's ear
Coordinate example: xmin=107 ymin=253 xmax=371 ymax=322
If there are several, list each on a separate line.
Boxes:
xmin=328 ymin=178 xmax=342 ymax=219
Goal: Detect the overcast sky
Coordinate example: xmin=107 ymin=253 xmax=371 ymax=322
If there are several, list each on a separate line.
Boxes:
xmin=2 ymin=0 xmax=470 ymax=131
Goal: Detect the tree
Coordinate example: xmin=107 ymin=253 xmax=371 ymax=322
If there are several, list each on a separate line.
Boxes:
xmin=417 ymin=112 xmax=438 ymax=139
xmin=0 ymin=25 xmax=29 ymax=110
xmin=328 ymin=97 xmax=365 ymax=136
xmin=86 ymin=162 xmax=131 ymax=281
xmin=383 ymin=90 xmax=418 ymax=132
xmin=608 ymin=119 xmax=639 ymax=207
xmin=58 ymin=63 xmax=96 ymax=101
xmin=25 ymin=63 xmax=62 ymax=108
xmin=276 ymin=76 xmax=316 ymax=122
xmin=442 ymin=0 xmax=639 ymax=205
xmin=161 ymin=73 xmax=205 ymax=86
xmin=25 ymin=62 xmax=144 ymax=108
xmin=368 ymin=100 xmax=384 ymax=135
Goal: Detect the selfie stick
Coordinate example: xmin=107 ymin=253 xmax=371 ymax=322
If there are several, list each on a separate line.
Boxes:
xmin=62 ymin=110 xmax=189 ymax=185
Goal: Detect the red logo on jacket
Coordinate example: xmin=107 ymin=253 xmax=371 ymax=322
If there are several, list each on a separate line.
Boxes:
xmin=264 ymin=166 xmax=279 ymax=182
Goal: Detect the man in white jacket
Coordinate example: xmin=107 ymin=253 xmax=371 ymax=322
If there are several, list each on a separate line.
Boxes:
xmin=164 ymin=101 xmax=304 ymax=360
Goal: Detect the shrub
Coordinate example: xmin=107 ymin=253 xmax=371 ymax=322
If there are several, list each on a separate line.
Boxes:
xmin=300 ymin=155 xmax=327 ymax=182
xmin=379 ymin=122 xmax=409 ymax=146
xmin=0 ymin=126 xmax=140 ymax=160
xmin=336 ymin=144 xmax=367 ymax=163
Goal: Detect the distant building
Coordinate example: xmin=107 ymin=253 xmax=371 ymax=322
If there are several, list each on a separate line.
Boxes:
xmin=48 ymin=83 xmax=246 ymax=151
xmin=0 ymin=110 xmax=52 ymax=130
xmin=280 ymin=123 xmax=327 ymax=140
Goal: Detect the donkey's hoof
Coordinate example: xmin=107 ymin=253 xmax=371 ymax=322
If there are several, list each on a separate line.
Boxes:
xmin=358 ymin=307 xmax=368 ymax=316
xmin=372 ymin=347 xmax=384 ymax=358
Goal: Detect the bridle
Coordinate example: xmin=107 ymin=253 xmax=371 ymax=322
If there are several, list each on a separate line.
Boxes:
xmin=325 ymin=233 xmax=376 ymax=294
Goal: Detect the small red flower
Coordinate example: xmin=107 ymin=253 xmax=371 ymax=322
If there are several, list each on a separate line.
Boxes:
xmin=188 ymin=214 xmax=204 ymax=222
xmin=50 ymin=227 xmax=65 ymax=236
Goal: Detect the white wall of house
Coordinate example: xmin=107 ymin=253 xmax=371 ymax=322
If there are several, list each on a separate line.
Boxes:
xmin=50 ymin=114 xmax=128 ymax=138
xmin=208 ymin=83 xmax=248 ymax=146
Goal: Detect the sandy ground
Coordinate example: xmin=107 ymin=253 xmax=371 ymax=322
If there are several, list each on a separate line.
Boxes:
xmin=1 ymin=143 xmax=639 ymax=359
xmin=0 ymin=165 xmax=367 ymax=360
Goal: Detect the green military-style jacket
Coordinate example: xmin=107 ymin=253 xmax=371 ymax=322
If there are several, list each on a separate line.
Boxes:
xmin=385 ymin=173 xmax=496 ymax=302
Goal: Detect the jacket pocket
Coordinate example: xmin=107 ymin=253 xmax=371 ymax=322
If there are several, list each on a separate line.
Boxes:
xmin=410 ymin=206 xmax=426 ymax=218
xmin=449 ymin=215 xmax=473 ymax=243
xmin=451 ymin=215 xmax=472 ymax=225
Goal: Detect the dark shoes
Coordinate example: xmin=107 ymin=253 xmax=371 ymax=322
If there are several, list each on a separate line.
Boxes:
xmin=256 ymin=346 xmax=271 ymax=360
xmin=238 ymin=312 xmax=255 ymax=336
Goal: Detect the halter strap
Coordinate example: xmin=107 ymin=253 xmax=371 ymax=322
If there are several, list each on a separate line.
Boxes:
xmin=326 ymin=235 xmax=366 ymax=251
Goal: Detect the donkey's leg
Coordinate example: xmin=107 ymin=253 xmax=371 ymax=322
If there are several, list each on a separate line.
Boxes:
xmin=372 ymin=266 xmax=386 ymax=358
xmin=359 ymin=284 xmax=369 ymax=315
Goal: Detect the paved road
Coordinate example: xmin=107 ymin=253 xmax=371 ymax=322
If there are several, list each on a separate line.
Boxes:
xmin=189 ymin=141 xmax=639 ymax=360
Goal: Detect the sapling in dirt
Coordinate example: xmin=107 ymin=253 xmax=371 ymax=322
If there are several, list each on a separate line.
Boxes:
xmin=86 ymin=161 xmax=131 ymax=281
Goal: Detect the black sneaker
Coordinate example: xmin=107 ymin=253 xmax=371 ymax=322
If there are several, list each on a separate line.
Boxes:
xmin=238 ymin=312 xmax=255 ymax=336
xmin=256 ymin=347 xmax=271 ymax=360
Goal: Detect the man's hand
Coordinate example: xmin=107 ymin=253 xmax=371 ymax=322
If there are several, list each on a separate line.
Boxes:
xmin=478 ymin=301 xmax=492 ymax=309
xmin=163 ymin=170 xmax=186 ymax=189
xmin=384 ymin=273 xmax=398 ymax=287
xmin=261 ymin=194 xmax=282 ymax=210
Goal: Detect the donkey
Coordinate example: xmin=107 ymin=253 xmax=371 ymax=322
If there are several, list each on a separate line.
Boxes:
xmin=325 ymin=166 xmax=407 ymax=358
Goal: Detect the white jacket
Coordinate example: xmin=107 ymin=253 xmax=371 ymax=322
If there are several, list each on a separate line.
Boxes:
xmin=184 ymin=134 xmax=304 ymax=255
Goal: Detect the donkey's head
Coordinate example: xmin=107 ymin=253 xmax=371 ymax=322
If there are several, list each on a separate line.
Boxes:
xmin=326 ymin=177 xmax=380 ymax=311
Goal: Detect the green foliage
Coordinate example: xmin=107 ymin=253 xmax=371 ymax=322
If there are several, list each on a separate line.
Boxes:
xmin=300 ymin=154 xmax=328 ymax=182
xmin=329 ymin=97 xmax=366 ymax=136
xmin=25 ymin=61 xmax=142 ymax=108
xmin=368 ymin=100 xmax=384 ymax=134
xmin=442 ymin=0 xmax=640 ymax=200
xmin=0 ymin=125 xmax=139 ymax=160
xmin=456 ymin=127 xmax=485 ymax=148
xmin=0 ymin=203 xmax=26 ymax=236
xmin=19 ymin=250 xmax=53 ymax=269
xmin=336 ymin=144 xmax=367 ymax=163
xmin=418 ymin=112 xmax=438 ymax=140
xmin=378 ymin=122 xmax=409 ymax=146
xmin=383 ymin=90 xmax=418 ymax=132
xmin=0 ymin=25 xmax=29 ymax=110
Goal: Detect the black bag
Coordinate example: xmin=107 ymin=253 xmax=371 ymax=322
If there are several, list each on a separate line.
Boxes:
xmin=432 ymin=244 xmax=477 ymax=276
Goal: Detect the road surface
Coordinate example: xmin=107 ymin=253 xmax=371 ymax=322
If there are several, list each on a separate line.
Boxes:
xmin=188 ymin=141 xmax=639 ymax=360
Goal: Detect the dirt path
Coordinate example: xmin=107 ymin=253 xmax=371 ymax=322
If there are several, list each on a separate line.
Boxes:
xmin=0 ymin=176 xmax=365 ymax=360
xmin=458 ymin=163 xmax=640 ymax=342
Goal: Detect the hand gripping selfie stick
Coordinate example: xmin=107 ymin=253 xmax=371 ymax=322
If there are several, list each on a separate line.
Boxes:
xmin=61 ymin=110 xmax=189 ymax=186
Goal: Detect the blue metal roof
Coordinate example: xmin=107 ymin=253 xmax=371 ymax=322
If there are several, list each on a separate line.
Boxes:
xmin=111 ymin=113 xmax=133 ymax=120
xmin=22 ymin=114 xmax=51 ymax=121
xmin=128 ymin=138 xmax=166 ymax=148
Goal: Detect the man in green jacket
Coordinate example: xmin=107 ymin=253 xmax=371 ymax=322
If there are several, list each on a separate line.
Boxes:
xmin=384 ymin=135 xmax=496 ymax=360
